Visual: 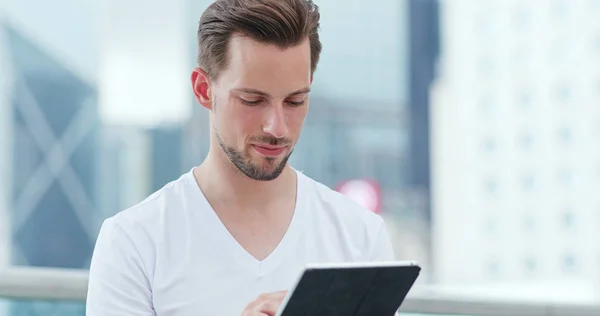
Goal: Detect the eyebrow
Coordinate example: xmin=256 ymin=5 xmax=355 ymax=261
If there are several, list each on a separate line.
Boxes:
xmin=234 ymin=87 xmax=311 ymax=97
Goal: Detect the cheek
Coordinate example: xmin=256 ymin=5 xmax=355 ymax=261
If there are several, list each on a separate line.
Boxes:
xmin=214 ymin=103 xmax=246 ymax=141
xmin=227 ymin=106 xmax=262 ymax=142
xmin=219 ymin=101 xmax=308 ymax=141
xmin=286 ymin=108 xmax=308 ymax=134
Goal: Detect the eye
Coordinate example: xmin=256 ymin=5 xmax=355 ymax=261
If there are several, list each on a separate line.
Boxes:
xmin=241 ymin=98 xmax=263 ymax=106
xmin=286 ymin=99 xmax=306 ymax=107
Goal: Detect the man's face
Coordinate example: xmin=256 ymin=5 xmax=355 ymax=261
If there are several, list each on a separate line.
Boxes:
xmin=209 ymin=35 xmax=312 ymax=181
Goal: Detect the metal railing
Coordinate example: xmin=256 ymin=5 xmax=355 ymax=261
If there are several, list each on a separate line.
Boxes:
xmin=0 ymin=267 xmax=88 ymax=301
xmin=1 ymin=267 xmax=600 ymax=315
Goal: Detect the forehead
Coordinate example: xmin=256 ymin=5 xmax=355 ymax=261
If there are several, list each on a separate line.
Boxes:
xmin=217 ymin=34 xmax=312 ymax=93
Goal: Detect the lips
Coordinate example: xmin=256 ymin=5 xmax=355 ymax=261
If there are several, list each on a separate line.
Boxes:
xmin=251 ymin=144 xmax=287 ymax=157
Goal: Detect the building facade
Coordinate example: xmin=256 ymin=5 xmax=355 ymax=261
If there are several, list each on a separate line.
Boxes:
xmin=0 ymin=0 xmax=100 ymax=313
xmin=431 ymin=0 xmax=600 ymax=287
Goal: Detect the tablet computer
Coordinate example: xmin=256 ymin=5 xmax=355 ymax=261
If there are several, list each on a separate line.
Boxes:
xmin=276 ymin=261 xmax=421 ymax=316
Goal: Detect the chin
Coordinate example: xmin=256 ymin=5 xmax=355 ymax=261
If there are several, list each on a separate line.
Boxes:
xmin=255 ymin=157 xmax=284 ymax=169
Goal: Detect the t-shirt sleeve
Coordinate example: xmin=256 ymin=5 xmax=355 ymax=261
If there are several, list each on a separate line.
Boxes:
xmin=366 ymin=218 xmax=397 ymax=262
xmin=86 ymin=217 xmax=155 ymax=316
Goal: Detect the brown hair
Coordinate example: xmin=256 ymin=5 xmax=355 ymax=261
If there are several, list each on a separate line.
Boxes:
xmin=197 ymin=0 xmax=322 ymax=80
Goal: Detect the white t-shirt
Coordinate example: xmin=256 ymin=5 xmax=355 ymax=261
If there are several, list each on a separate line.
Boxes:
xmin=86 ymin=168 xmax=396 ymax=315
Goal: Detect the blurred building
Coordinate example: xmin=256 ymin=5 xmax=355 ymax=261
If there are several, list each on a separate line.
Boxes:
xmin=305 ymin=0 xmax=439 ymax=280
xmin=431 ymin=0 xmax=600 ymax=285
xmin=0 ymin=11 xmax=15 ymax=316
xmin=0 ymin=19 xmax=13 ymax=272
xmin=4 ymin=23 xmax=100 ymax=269
xmin=0 ymin=0 xmax=99 ymax=314
xmin=310 ymin=0 xmax=408 ymax=104
xmin=407 ymin=0 xmax=440 ymax=223
xmin=98 ymin=126 xmax=151 ymax=219
xmin=98 ymin=124 xmax=186 ymax=218
xmin=148 ymin=125 xmax=186 ymax=192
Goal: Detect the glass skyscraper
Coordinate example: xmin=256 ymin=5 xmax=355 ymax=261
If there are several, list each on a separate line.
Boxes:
xmin=0 ymin=5 xmax=99 ymax=314
xmin=6 ymin=24 xmax=99 ymax=269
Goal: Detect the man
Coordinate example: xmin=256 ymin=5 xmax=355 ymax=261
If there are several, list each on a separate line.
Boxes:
xmin=86 ymin=0 xmax=397 ymax=315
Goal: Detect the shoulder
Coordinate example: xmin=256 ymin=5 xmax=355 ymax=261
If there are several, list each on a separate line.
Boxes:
xmin=91 ymin=170 xmax=201 ymax=285
xmin=100 ymin=170 xmax=196 ymax=242
xmin=297 ymin=171 xmax=393 ymax=261
xmin=298 ymin=170 xmax=386 ymax=235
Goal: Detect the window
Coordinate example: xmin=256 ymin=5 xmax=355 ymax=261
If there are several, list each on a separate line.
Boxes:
xmin=563 ymin=253 xmax=577 ymax=273
xmin=481 ymin=136 xmax=496 ymax=153
xmin=484 ymin=217 xmax=497 ymax=236
xmin=478 ymin=56 xmax=494 ymax=77
xmin=479 ymin=94 xmax=495 ymax=115
xmin=561 ymin=209 xmax=575 ymax=229
xmin=475 ymin=13 xmax=493 ymax=36
xmin=523 ymin=215 xmax=535 ymax=232
xmin=512 ymin=7 xmax=530 ymax=30
xmin=553 ymin=0 xmax=568 ymax=20
xmin=557 ymin=126 xmax=572 ymax=145
xmin=519 ymin=131 xmax=534 ymax=149
xmin=486 ymin=260 xmax=500 ymax=277
xmin=522 ymin=173 xmax=535 ymax=191
xmin=550 ymin=38 xmax=568 ymax=64
xmin=557 ymin=167 xmax=573 ymax=187
xmin=518 ymin=91 xmax=532 ymax=109
xmin=554 ymin=83 xmax=571 ymax=103
xmin=524 ymin=257 xmax=537 ymax=274
xmin=484 ymin=178 xmax=498 ymax=195
xmin=512 ymin=44 xmax=529 ymax=71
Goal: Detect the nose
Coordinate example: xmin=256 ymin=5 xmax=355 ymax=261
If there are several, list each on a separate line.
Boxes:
xmin=262 ymin=103 xmax=288 ymax=139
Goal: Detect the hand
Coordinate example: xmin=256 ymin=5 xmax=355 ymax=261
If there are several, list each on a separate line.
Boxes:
xmin=241 ymin=291 xmax=288 ymax=316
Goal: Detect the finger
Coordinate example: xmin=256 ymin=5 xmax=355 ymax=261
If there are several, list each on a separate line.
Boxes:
xmin=257 ymin=290 xmax=287 ymax=301
xmin=255 ymin=292 xmax=287 ymax=315
xmin=241 ymin=305 xmax=270 ymax=316
xmin=256 ymin=300 xmax=282 ymax=316
xmin=243 ymin=291 xmax=288 ymax=316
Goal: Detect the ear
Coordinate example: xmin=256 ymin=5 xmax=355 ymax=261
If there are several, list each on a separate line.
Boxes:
xmin=191 ymin=67 xmax=213 ymax=111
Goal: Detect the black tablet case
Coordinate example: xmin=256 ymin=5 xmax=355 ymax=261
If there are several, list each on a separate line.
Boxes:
xmin=279 ymin=265 xmax=421 ymax=316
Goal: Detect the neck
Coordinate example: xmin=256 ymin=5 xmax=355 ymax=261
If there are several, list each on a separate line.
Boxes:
xmin=194 ymin=146 xmax=297 ymax=210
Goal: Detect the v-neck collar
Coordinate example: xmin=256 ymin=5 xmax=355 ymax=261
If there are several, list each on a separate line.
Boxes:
xmin=185 ymin=167 xmax=307 ymax=275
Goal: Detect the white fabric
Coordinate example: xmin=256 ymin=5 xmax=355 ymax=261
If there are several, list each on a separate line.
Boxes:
xmin=86 ymin=168 xmax=396 ymax=315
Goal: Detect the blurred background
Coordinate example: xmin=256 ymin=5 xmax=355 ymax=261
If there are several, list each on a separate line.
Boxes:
xmin=1 ymin=0 xmax=600 ymax=315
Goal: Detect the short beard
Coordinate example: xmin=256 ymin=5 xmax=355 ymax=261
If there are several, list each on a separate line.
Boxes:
xmin=215 ymin=129 xmax=292 ymax=181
